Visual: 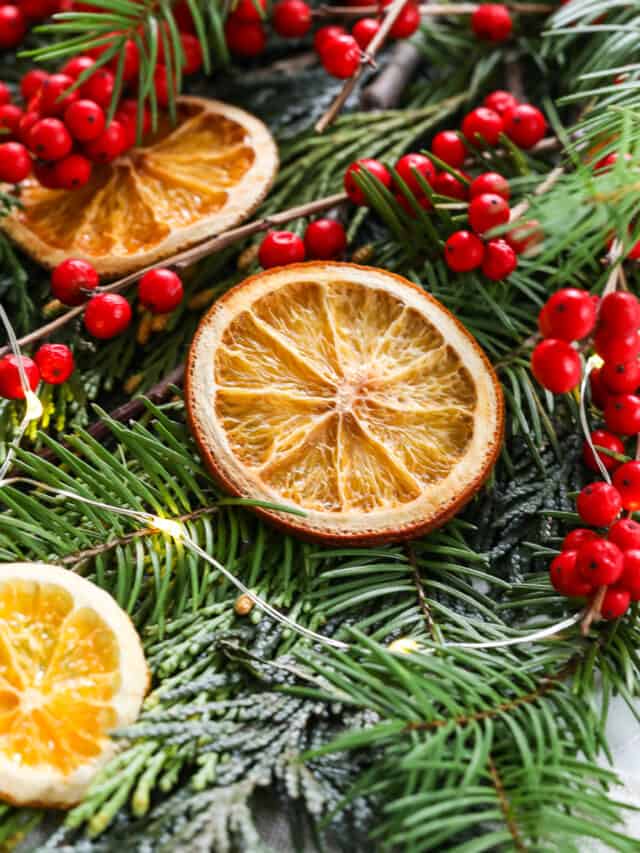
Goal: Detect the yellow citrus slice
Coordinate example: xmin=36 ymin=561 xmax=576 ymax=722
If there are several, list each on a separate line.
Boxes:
xmin=0 ymin=562 xmax=148 ymax=808
xmin=186 ymin=263 xmax=504 ymax=544
xmin=2 ymin=97 xmax=278 ymax=276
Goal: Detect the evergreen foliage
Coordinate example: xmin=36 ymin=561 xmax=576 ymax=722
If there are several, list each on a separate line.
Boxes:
xmin=2 ymin=1 xmax=640 ymax=851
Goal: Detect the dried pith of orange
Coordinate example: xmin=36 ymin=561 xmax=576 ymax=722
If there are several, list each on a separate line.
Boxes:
xmin=0 ymin=563 xmax=148 ymax=809
xmin=1 ymin=97 xmax=278 ymax=276
xmin=186 ymin=263 xmax=504 ymax=544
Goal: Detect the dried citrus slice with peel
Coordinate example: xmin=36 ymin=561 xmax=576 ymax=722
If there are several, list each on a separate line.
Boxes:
xmin=0 ymin=563 xmax=148 ymax=808
xmin=2 ymin=97 xmax=278 ymax=276
xmin=186 ymin=263 xmax=504 ymax=544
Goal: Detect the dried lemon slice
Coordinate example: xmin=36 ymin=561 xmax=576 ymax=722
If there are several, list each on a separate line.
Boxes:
xmin=0 ymin=562 xmax=148 ymax=808
xmin=186 ymin=263 xmax=504 ymax=544
xmin=2 ymin=97 xmax=278 ymax=276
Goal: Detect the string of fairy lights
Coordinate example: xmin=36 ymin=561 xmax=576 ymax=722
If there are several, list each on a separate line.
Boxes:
xmin=0 ymin=307 xmax=583 ymax=653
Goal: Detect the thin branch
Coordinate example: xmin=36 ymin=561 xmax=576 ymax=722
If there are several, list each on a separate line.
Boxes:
xmin=488 ymin=755 xmax=527 ymax=853
xmin=315 ymin=0 xmax=410 ymax=134
xmin=0 ymin=193 xmax=347 ymax=359
xmin=404 ymin=654 xmax=579 ymax=731
xmin=406 ymin=543 xmax=438 ymax=641
xmin=314 ymin=2 xmax=554 ymax=18
xmin=58 ymin=504 xmax=218 ymax=566
xmin=581 ymin=586 xmax=607 ymax=636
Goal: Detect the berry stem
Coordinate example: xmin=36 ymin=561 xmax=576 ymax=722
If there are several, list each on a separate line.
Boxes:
xmin=0 ymin=192 xmax=348 ymax=359
xmin=313 ymin=2 xmax=554 ymax=18
xmin=315 ymin=0 xmax=412 ymax=133
xmin=581 ymin=585 xmax=606 ymax=636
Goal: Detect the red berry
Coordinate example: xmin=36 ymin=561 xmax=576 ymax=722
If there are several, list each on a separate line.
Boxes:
xmin=609 ymin=519 xmax=640 ymax=552
xmin=506 ymin=219 xmax=542 ymax=255
xmin=321 ymin=33 xmax=361 ymax=78
xmin=20 ymin=69 xmax=48 ymax=101
xmin=537 ymin=304 xmax=553 ymax=337
xmin=604 ymin=393 xmax=640 ymax=435
xmin=53 ymin=153 xmax=92 ymax=189
xmin=471 ymin=3 xmax=512 ymax=41
xmin=273 ymin=0 xmax=311 ymax=37
xmin=595 ymin=329 xmax=640 ymax=364
xmin=83 ymin=120 xmax=126 ymax=163
xmin=111 ymin=38 xmax=140 ymax=82
xmin=469 ymin=172 xmax=510 ymax=200
xmin=601 ymin=358 xmax=640 ymax=394
xmin=21 ymin=0 xmax=55 ymax=20
xmin=0 ymin=104 xmax=23 ymax=136
xmin=224 ymin=18 xmax=267 ymax=56
xmin=576 ymin=482 xmax=622 ymax=528
xmin=39 ymin=74 xmax=77 ymax=116
xmin=80 ymin=69 xmax=115 ymax=108
xmin=542 ymin=288 xmax=597 ymax=342
xmin=314 ymin=25 xmax=345 ymax=54
xmin=0 ymin=81 xmax=9 ymax=106
xmin=433 ymin=171 xmax=468 ymax=200
xmin=114 ymin=98 xmax=151 ymax=146
xmin=563 ymin=528 xmax=599 ymax=551
xmin=34 ymin=343 xmax=74 ymax=384
xmin=483 ymin=90 xmax=518 ymax=115
xmin=259 ymin=231 xmax=306 ymax=268
xmin=468 ymin=192 xmax=510 ymax=234
xmin=51 ymin=258 xmax=99 ymax=305
xmin=0 ymin=5 xmax=26 ymax=49
xmin=599 ymin=291 xmax=640 ymax=335
xmin=344 ymin=158 xmax=392 ymax=205
xmin=595 ymin=152 xmax=631 ymax=173
xmin=64 ymin=99 xmax=105 ymax=143
xmin=503 ymin=104 xmax=547 ymax=149
xmin=531 ymin=339 xmax=581 ymax=393
xmin=33 ymin=159 xmax=61 ymax=189
xmin=620 ymin=549 xmax=640 ymax=600
xmin=576 ymin=538 xmax=623 ymax=584
xmin=431 ymin=130 xmax=466 ymax=168
xmin=462 ymin=107 xmax=503 ymax=146
xmin=0 ymin=142 xmax=31 ymax=183
xmin=601 ymin=586 xmax=630 ymax=619
xmin=232 ymin=0 xmax=267 ymax=22
xmin=138 ymin=268 xmax=184 ymax=314
xmin=395 ymin=191 xmax=431 ymax=217
xmin=61 ymin=55 xmax=95 ymax=79
xmin=481 ymin=239 xmax=517 ymax=281
xmin=612 ymin=461 xmax=640 ymax=511
xmin=590 ymin=366 xmax=610 ymax=410
xmin=582 ymin=430 xmax=624 ymax=473
xmin=444 ymin=230 xmax=484 ymax=273
xmin=180 ymin=33 xmax=203 ymax=75
xmin=0 ymin=355 xmax=39 ymax=400
xmin=389 ymin=1 xmax=420 ymax=38
xmin=84 ymin=293 xmax=132 ymax=339
xmin=352 ymin=17 xmax=379 ymax=49
xmin=394 ymin=153 xmax=435 ymax=195
xmin=174 ymin=0 xmax=196 ymax=31
xmin=29 ymin=117 xmax=72 ymax=161
xmin=304 ymin=219 xmax=346 ymax=259
xmin=152 ymin=65 xmax=176 ymax=108
xmin=549 ymin=551 xmax=593 ymax=597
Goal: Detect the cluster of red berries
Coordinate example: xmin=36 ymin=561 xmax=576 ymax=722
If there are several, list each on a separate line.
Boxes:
xmin=50 ymin=257 xmax=185 ymax=338
xmin=0 ymin=0 xmax=65 ymax=51
xmin=331 ymin=92 xmax=545 ymax=282
xmin=550 ymin=518 xmax=640 ymax=620
xmin=258 ymin=218 xmax=347 ymax=269
xmin=0 ymin=13 xmax=202 ymax=190
xmin=0 ymin=343 xmax=75 ymax=400
xmin=0 ymin=258 xmax=186 ymax=401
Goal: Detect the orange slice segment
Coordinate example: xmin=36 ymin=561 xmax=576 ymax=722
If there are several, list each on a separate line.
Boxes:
xmin=186 ymin=263 xmax=504 ymax=544
xmin=0 ymin=563 xmax=148 ymax=809
xmin=2 ymin=98 xmax=278 ymax=276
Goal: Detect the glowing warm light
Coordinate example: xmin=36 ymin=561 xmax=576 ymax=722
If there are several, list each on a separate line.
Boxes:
xmin=149 ymin=516 xmax=184 ymax=539
xmin=388 ymin=637 xmax=420 ymax=654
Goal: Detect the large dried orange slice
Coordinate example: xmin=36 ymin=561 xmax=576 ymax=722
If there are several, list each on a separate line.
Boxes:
xmin=0 ymin=562 xmax=148 ymax=808
xmin=2 ymin=97 xmax=277 ymax=276
xmin=186 ymin=263 xmax=504 ymax=544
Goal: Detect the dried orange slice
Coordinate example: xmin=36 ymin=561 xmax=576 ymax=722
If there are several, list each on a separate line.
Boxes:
xmin=2 ymin=97 xmax=278 ymax=276
xmin=0 ymin=562 xmax=148 ymax=808
xmin=186 ymin=263 xmax=504 ymax=544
